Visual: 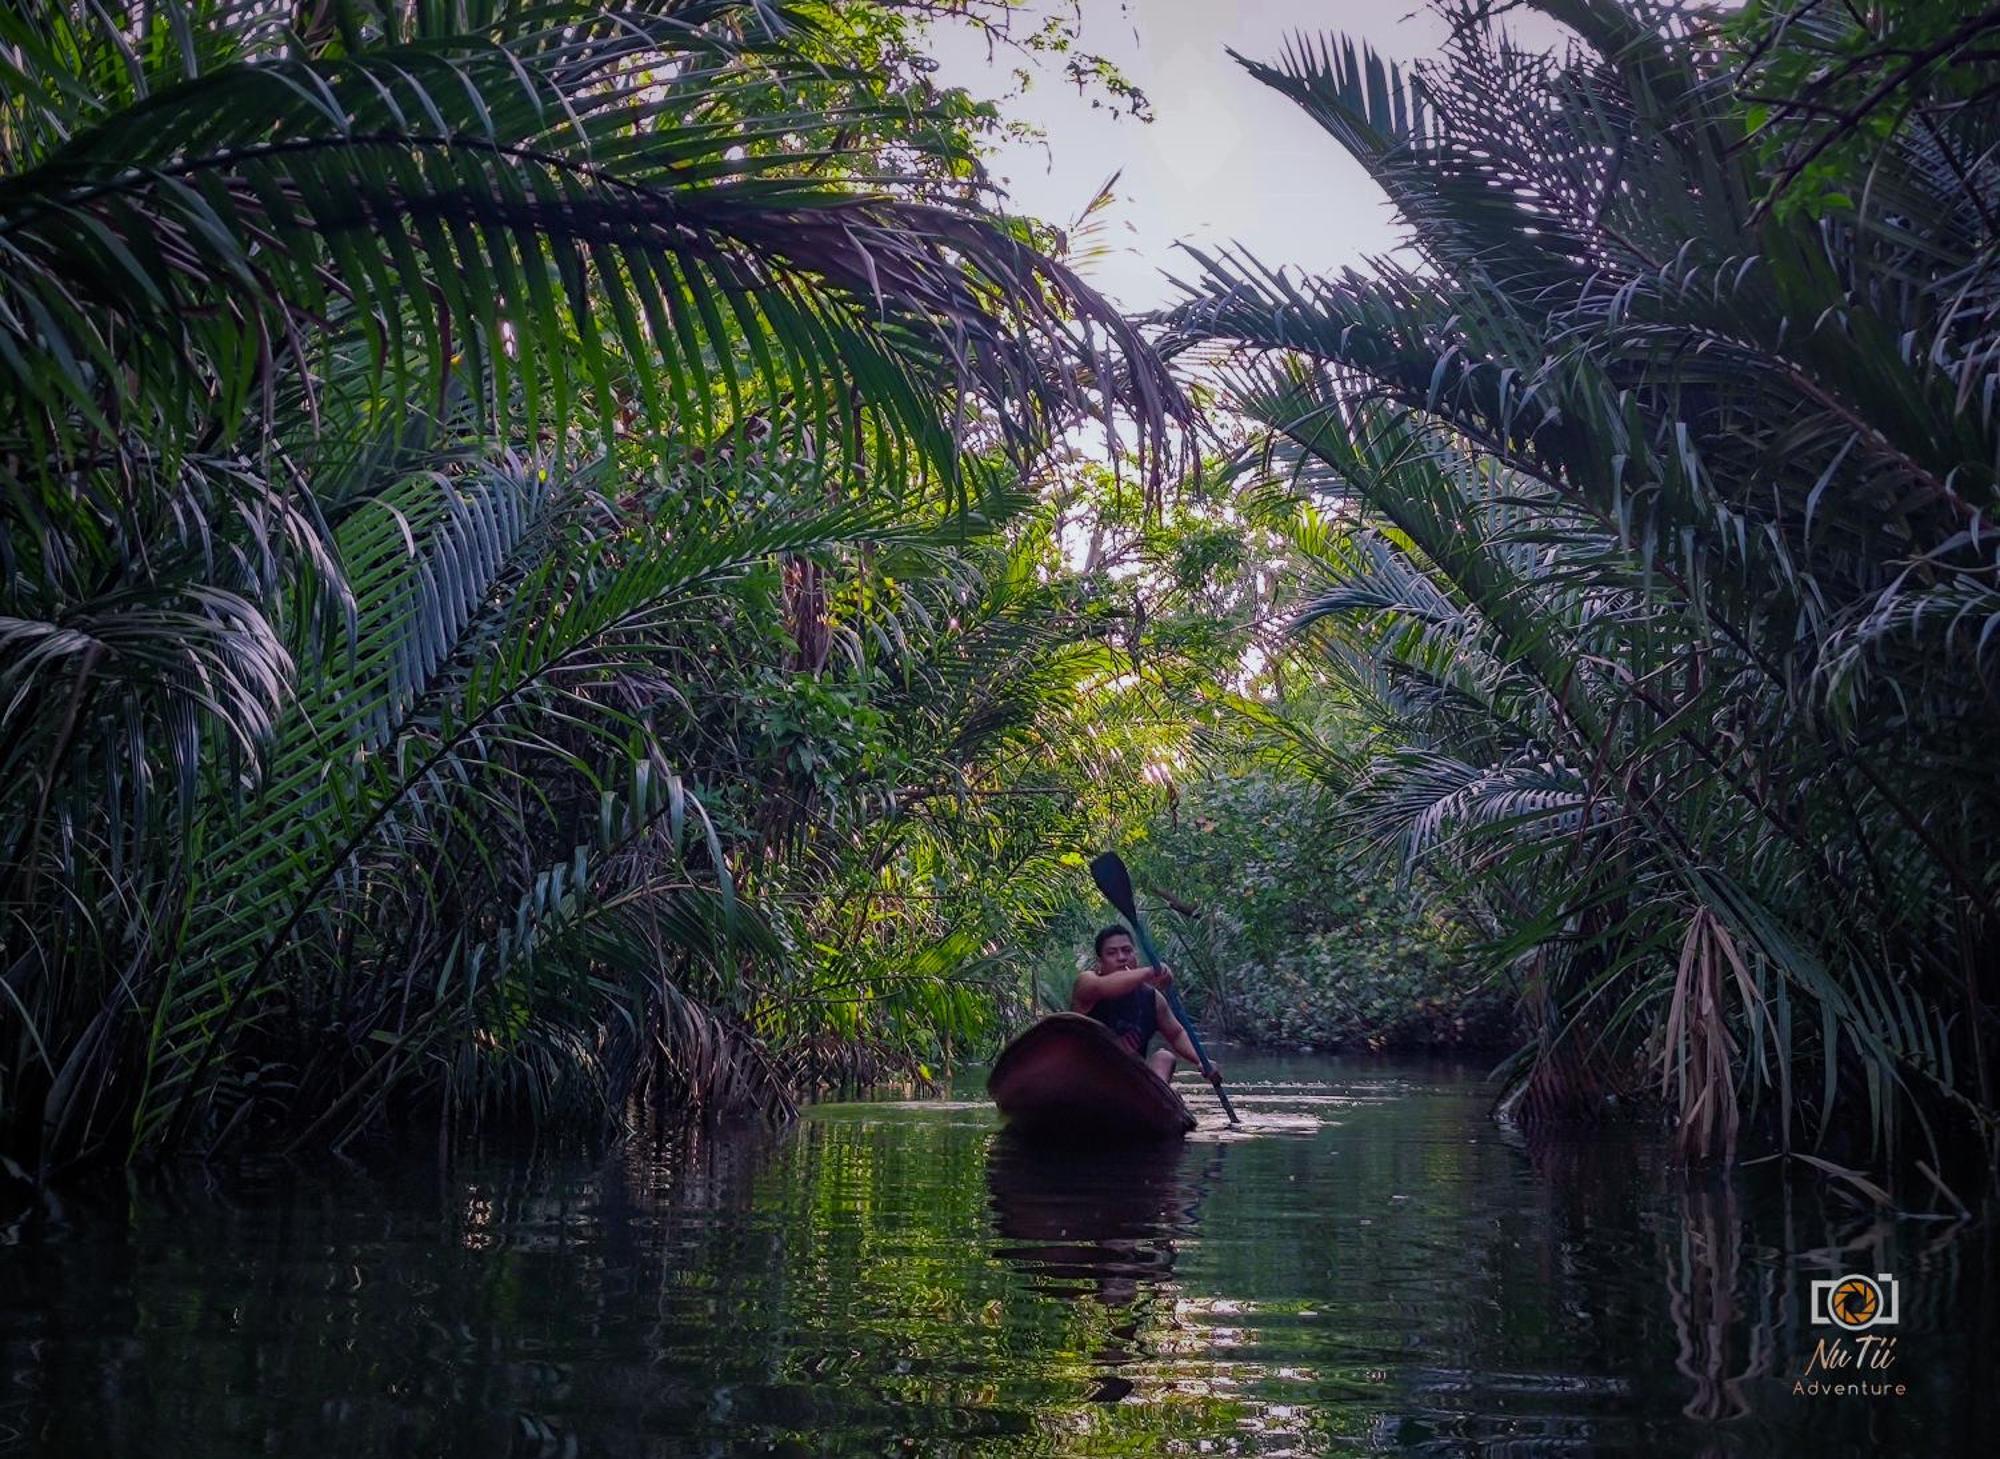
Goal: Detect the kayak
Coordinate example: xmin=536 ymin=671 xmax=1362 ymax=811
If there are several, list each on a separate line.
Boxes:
xmin=987 ymin=1013 xmax=1196 ymax=1142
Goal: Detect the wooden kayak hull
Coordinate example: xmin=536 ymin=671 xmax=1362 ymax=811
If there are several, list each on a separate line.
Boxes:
xmin=987 ymin=1013 xmax=1195 ymax=1142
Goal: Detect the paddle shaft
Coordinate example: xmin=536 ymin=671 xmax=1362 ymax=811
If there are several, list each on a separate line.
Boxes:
xmin=1092 ymin=855 xmax=1239 ymax=1124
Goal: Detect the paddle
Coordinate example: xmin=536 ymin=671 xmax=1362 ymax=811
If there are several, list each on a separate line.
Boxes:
xmin=1089 ymin=851 xmax=1240 ymax=1125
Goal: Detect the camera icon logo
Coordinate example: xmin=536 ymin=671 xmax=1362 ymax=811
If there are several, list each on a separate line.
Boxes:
xmin=1809 ymin=1272 xmax=1899 ymax=1331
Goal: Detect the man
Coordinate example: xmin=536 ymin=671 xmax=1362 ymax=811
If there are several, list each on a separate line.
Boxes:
xmin=1071 ymin=926 xmax=1223 ymax=1086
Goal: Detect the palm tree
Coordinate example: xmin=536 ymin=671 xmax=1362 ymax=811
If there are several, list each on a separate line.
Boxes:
xmin=0 ymin=0 xmax=1185 ymax=1172
xmin=1164 ymin=0 xmax=1999 ymax=1185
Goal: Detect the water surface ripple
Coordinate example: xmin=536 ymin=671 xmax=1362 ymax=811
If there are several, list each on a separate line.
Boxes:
xmin=2 ymin=1052 xmax=1993 ymax=1455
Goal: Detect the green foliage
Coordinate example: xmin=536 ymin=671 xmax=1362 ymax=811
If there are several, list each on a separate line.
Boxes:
xmin=1124 ymin=771 xmax=1507 ymax=1052
xmin=743 ymin=670 xmax=891 ymax=800
xmin=1164 ymin=0 xmax=2000 ymax=1182
xmin=0 ymin=0 xmax=1186 ymax=1172
xmin=1731 ymin=0 xmax=2000 ymax=219
xmin=1008 ymin=453 xmax=1498 ymax=1054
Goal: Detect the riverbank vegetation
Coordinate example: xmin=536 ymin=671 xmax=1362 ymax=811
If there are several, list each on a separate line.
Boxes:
xmin=0 ymin=0 xmax=1186 ymax=1173
xmin=4 ymin=0 xmax=1997 ymax=1193
xmin=1162 ymin=0 xmax=2000 ymax=1185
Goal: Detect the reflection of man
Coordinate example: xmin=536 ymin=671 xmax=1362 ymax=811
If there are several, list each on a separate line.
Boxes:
xmin=1071 ymin=927 xmax=1221 ymax=1085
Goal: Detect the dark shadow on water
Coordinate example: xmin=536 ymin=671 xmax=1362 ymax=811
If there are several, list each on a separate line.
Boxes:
xmin=985 ymin=1130 xmax=1226 ymax=1402
xmin=1502 ymin=1117 xmax=1998 ymax=1456
xmin=985 ymin=1131 xmax=1214 ymax=1298
xmin=4 ymin=1056 xmax=1996 ymax=1457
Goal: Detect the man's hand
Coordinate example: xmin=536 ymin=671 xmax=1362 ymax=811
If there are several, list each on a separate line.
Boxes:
xmin=1145 ymin=964 xmax=1174 ymax=989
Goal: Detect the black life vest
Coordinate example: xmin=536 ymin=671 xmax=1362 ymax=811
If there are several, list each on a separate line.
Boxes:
xmin=1089 ymin=984 xmax=1159 ymax=1054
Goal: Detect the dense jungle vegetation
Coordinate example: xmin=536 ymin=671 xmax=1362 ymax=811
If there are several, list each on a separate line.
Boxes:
xmin=3 ymin=0 xmax=1997 ymax=1196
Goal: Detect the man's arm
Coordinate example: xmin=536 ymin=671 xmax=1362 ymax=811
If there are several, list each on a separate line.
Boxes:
xmin=1153 ymin=992 xmax=1221 ymax=1080
xmin=1071 ymin=964 xmax=1167 ymax=1013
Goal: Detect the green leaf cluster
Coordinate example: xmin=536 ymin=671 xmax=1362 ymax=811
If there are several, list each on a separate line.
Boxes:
xmin=0 ymin=0 xmax=1186 ymax=1171
xmin=1163 ymin=0 xmax=2000 ymax=1186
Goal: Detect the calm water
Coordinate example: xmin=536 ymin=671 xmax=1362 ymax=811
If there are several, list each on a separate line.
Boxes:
xmin=2 ymin=1052 xmax=1994 ymax=1456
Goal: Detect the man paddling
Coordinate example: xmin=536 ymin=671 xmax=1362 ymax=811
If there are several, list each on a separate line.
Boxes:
xmin=1072 ymin=927 xmax=1223 ymax=1086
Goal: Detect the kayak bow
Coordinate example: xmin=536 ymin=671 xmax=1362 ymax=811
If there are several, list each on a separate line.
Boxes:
xmin=988 ymin=1014 xmax=1195 ymax=1142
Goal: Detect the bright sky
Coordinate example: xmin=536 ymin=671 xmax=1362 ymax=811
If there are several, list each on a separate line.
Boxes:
xmin=925 ymin=1 xmax=1562 ymax=313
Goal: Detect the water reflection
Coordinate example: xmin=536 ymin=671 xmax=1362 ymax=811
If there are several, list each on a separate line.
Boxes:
xmin=987 ymin=1132 xmax=1215 ymax=1299
xmin=1667 ymin=1179 xmax=1759 ymax=1424
xmin=0 ymin=1056 xmax=1993 ymax=1457
xmin=986 ymin=1133 xmax=1226 ymax=1405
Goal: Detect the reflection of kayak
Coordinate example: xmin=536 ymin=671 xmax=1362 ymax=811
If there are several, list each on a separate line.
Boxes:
xmin=987 ymin=1130 xmax=1196 ymax=1247
xmin=986 ymin=1130 xmax=1194 ymax=1300
xmin=987 ymin=1013 xmax=1195 ymax=1142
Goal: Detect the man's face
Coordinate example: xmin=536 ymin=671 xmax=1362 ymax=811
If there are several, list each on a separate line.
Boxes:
xmin=1097 ymin=933 xmax=1136 ymax=974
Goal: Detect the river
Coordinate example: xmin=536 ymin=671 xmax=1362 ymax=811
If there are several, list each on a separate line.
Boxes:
xmin=2 ymin=1051 xmax=1992 ymax=1455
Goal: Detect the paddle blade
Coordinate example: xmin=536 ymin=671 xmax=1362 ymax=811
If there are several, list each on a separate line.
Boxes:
xmin=1088 ymin=851 xmax=1138 ymax=922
